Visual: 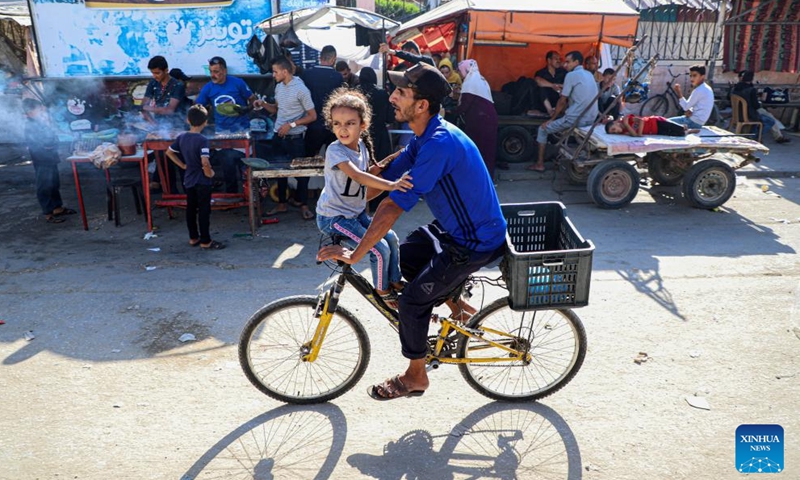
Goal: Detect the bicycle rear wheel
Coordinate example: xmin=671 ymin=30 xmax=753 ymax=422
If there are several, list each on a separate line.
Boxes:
xmin=457 ymin=298 xmax=587 ymax=402
xmin=239 ymin=295 xmax=370 ymax=404
xmin=639 ymin=95 xmax=669 ymax=117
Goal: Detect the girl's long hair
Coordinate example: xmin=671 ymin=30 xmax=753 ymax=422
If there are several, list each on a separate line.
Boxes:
xmin=322 ymin=87 xmax=377 ymax=165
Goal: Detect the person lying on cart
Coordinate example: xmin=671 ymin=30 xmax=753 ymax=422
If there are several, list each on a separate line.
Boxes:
xmin=605 ymin=114 xmax=699 ymax=137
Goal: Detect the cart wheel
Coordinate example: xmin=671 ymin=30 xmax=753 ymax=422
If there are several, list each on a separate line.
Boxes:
xmin=587 ymin=160 xmax=640 ymax=209
xmin=269 ymin=183 xmax=291 ymax=203
xmin=497 ymin=126 xmax=534 ymax=163
xmin=647 ymin=154 xmax=687 ymax=186
xmin=566 ymin=162 xmax=591 ymax=185
xmin=681 ymin=159 xmax=735 ymax=209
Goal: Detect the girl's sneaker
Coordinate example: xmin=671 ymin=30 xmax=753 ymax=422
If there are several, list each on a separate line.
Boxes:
xmin=380 ymin=291 xmax=400 ymax=310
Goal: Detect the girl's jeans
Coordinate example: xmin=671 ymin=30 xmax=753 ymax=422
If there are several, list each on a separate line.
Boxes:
xmin=317 ymin=210 xmax=401 ymax=292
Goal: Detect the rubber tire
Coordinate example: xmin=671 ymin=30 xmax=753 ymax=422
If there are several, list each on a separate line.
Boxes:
xmin=268 ymin=182 xmax=291 ymax=203
xmin=647 ymin=155 xmax=685 ymax=186
xmin=457 ymin=298 xmax=587 ymax=402
xmin=497 ymin=126 xmax=535 ymax=163
xmin=639 ymin=95 xmax=669 ymax=117
xmin=681 ymin=159 xmax=736 ymax=209
xmin=238 ymin=295 xmax=370 ymax=404
xmin=587 ymin=160 xmax=640 ymax=209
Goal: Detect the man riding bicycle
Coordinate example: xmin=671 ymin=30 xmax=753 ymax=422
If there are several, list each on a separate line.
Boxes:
xmin=317 ymin=62 xmax=507 ymax=401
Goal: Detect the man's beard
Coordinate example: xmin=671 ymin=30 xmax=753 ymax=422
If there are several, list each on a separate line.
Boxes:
xmin=393 ymin=103 xmax=415 ymax=123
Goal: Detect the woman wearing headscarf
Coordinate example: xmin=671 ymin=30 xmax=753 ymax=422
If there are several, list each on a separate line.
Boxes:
xmin=457 ymin=59 xmax=499 ymax=177
xmin=438 ymin=58 xmax=462 ymax=87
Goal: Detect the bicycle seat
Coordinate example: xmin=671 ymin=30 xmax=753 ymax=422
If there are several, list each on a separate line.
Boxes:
xmin=317 ymin=234 xmax=348 ymax=267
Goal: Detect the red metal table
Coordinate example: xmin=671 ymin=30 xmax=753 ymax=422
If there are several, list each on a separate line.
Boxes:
xmin=67 ymin=150 xmax=153 ymax=232
xmin=144 ymin=133 xmax=255 ymax=233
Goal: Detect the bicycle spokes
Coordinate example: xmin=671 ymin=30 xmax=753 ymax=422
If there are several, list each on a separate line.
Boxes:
xmin=459 ymin=306 xmax=585 ymax=400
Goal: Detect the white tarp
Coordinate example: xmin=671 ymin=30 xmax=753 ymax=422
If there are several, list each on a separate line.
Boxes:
xmin=258 ymin=6 xmax=397 ymax=64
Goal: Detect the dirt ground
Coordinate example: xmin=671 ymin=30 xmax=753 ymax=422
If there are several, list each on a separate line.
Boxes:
xmin=1 ymin=152 xmax=799 ymax=480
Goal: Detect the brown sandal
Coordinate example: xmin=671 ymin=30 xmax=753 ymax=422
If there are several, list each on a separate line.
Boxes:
xmin=368 ymin=375 xmax=425 ymax=401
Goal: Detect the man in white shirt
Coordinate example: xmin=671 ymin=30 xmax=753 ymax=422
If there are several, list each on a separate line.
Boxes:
xmin=261 ymin=57 xmax=317 ymax=219
xmin=669 ymin=65 xmax=715 ymax=129
xmin=529 ymin=51 xmax=598 ymax=172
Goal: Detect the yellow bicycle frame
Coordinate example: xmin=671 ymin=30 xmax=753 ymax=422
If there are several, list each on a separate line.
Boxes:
xmin=303 ymin=293 xmax=333 ymax=363
xmin=428 ymin=319 xmax=532 ymax=364
xmin=304 ymin=296 xmax=531 ymax=365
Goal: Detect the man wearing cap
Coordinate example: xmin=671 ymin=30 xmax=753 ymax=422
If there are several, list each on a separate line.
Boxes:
xmin=317 ymin=63 xmax=507 ymax=401
xmin=195 ymin=56 xmax=261 ymax=193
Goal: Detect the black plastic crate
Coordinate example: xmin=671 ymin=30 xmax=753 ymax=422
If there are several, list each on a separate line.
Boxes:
xmin=500 ymin=202 xmax=595 ymax=311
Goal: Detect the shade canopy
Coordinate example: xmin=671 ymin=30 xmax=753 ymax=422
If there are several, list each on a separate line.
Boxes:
xmin=393 ymin=0 xmax=640 ymax=88
xmin=257 ymin=6 xmax=399 ymax=62
xmin=257 ymin=6 xmax=398 ymax=36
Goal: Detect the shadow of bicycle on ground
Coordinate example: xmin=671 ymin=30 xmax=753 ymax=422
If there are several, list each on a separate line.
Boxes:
xmin=348 ymin=401 xmax=582 ymax=480
xmin=180 ymin=403 xmax=346 ymax=480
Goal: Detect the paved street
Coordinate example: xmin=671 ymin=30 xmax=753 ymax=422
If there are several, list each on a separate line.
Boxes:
xmin=1 ymin=143 xmax=799 ymax=479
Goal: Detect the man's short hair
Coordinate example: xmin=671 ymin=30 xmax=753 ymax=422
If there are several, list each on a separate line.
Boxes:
xmin=602 ymin=68 xmax=615 ymax=76
xmin=566 ymin=51 xmax=583 ymax=65
xmin=546 ymin=50 xmax=559 ymax=61
xmin=148 ymin=56 xmax=168 ymax=71
xmin=402 ymin=41 xmax=421 ymax=54
xmin=271 ymin=56 xmax=293 ymax=73
xmin=335 ymin=60 xmax=349 ymax=72
xmin=413 ymin=91 xmax=441 ymax=116
xmin=187 ymin=104 xmax=208 ymax=127
xmin=740 ymin=70 xmax=755 ymax=83
xmin=689 ymin=64 xmax=706 ymax=76
xmin=22 ymin=97 xmax=43 ymax=113
xmin=208 ymin=56 xmax=227 ymax=69
xmin=320 ymin=45 xmax=337 ymax=62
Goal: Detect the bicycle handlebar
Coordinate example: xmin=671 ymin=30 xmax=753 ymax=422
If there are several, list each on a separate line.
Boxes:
xmin=667 ymin=65 xmax=680 ymax=81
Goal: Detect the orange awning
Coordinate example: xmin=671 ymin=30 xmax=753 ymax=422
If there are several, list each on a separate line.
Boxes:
xmin=393 ymin=0 xmax=639 ymax=89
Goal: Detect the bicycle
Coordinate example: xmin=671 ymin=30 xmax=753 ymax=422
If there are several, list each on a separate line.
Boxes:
xmin=239 ymin=202 xmax=594 ymax=405
xmin=639 ymin=65 xmax=687 ymax=117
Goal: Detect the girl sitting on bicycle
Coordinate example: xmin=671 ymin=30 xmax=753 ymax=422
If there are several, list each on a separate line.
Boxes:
xmin=605 ymin=114 xmax=699 ymax=137
xmin=316 ymin=88 xmax=412 ymax=308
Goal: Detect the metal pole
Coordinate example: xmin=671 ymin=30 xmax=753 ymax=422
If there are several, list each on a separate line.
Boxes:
xmin=707 ymin=0 xmax=727 ymax=82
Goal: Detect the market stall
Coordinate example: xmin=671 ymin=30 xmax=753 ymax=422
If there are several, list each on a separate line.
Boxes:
xmin=390 ymin=0 xmax=640 ymax=164
xmin=391 ymin=0 xmax=639 ymax=89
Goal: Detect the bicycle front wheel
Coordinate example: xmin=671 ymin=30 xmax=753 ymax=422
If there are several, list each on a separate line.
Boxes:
xmin=239 ymin=295 xmax=370 ymax=404
xmin=457 ymin=298 xmax=587 ymax=402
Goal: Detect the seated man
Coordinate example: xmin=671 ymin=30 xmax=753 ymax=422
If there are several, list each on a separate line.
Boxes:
xmin=668 ymin=64 xmax=714 ymax=130
xmin=584 ymin=56 xmax=602 ymax=82
xmin=732 ymin=70 xmax=790 ymax=144
xmin=529 ymin=51 xmax=599 ymax=172
xmin=598 ymin=68 xmax=622 ymax=119
xmin=533 ymin=51 xmax=566 ymax=115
